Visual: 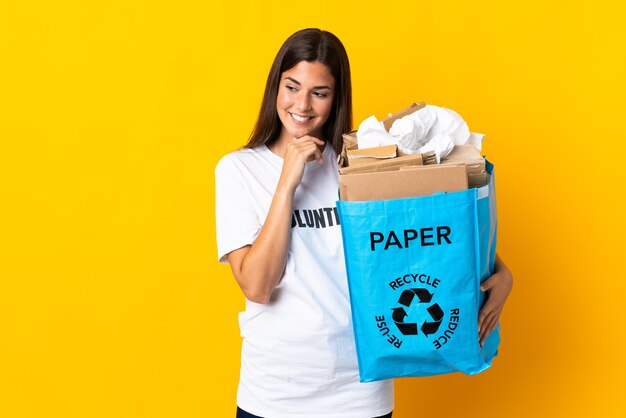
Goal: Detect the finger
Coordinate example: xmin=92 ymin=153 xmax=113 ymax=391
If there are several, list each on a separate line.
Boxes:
xmin=479 ymin=313 xmax=495 ymax=346
xmin=478 ymin=298 xmax=496 ymax=332
xmin=478 ymin=310 xmax=486 ymax=334
xmin=486 ymin=316 xmax=499 ymax=337
xmin=313 ymin=137 xmax=326 ymax=146
xmin=291 ymin=141 xmax=316 ymax=153
xmin=478 ymin=308 xmax=492 ymax=335
xmin=480 ymin=275 xmax=497 ymax=292
xmin=312 ymin=150 xmax=323 ymax=164
xmin=479 ymin=314 xmax=492 ymax=341
xmin=481 ymin=309 xmax=501 ymax=340
xmin=295 ymin=134 xmax=325 ymax=146
xmin=480 ymin=316 xmax=499 ymax=346
xmin=299 ymin=143 xmax=323 ymax=164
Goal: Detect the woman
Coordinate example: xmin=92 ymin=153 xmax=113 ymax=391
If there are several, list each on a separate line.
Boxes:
xmin=215 ymin=28 xmax=512 ymax=418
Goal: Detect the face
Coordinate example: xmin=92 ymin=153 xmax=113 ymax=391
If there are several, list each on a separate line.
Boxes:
xmin=276 ymin=60 xmax=336 ymax=142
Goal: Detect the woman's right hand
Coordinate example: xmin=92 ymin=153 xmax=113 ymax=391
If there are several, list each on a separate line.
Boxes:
xmin=278 ymin=135 xmax=325 ymax=194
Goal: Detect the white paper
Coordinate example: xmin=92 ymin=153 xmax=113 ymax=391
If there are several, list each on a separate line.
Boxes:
xmin=356 ymin=104 xmax=483 ymax=162
xmin=355 ymin=115 xmax=397 ymax=149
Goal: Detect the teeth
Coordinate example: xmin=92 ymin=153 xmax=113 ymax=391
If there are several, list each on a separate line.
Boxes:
xmin=291 ymin=113 xmax=311 ymax=122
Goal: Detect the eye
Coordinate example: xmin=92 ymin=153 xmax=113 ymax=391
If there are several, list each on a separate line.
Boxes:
xmin=313 ymin=91 xmax=328 ymax=98
xmin=285 ymin=85 xmax=297 ymax=92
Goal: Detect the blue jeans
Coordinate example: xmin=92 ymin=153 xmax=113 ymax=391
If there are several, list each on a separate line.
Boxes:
xmin=236 ymin=406 xmax=393 ymax=418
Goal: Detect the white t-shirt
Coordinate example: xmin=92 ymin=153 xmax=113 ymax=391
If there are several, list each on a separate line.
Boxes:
xmin=215 ymin=143 xmax=394 ymax=418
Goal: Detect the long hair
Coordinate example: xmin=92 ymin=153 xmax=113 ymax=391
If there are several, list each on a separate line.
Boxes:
xmin=245 ymin=28 xmax=352 ymax=155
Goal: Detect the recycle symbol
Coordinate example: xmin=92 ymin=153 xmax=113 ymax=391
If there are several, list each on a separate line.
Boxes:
xmin=392 ymin=288 xmax=444 ymax=336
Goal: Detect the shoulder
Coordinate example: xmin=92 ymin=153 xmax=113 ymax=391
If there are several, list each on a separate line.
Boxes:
xmin=215 ymin=147 xmax=264 ymax=175
xmin=216 ymin=147 xmax=254 ymax=168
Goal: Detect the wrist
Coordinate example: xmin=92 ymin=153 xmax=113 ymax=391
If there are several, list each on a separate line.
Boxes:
xmin=275 ymin=179 xmax=297 ymax=197
xmin=274 ymin=182 xmax=296 ymax=200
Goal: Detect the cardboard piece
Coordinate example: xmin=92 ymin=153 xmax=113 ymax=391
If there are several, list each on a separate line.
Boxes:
xmin=339 ymin=123 xmax=425 ymax=172
xmin=381 ymin=102 xmax=426 ymax=132
xmin=441 ymin=144 xmax=483 ymax=163
xmin=421 ymin=150 xmax=437 ymax=165
xmin=339 ymin=163 xmax=468 ymax=201
xmin=339 ymin=153 xmax=423 ymax=175
xmin=347 ymin=144 xmax=397 ymax=166
xmin=441 ymin=144 xmax=489 ymax=187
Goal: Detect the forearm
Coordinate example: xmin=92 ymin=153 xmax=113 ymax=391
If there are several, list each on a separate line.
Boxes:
xmin=228 ymin=136 xmax=325 ymax=304
xmin=493 ymin=253 xmax=512 ymax=278
xmin=233 ymin=186 xmax=294 ymax=303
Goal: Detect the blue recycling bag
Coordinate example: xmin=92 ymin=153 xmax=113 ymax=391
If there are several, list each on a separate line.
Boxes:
xmin=336 ymin=161 xmax=499 ymax=382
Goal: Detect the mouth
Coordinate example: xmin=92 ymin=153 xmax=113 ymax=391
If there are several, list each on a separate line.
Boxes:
xmin=289 ymin=112 xmax=314 ymax=124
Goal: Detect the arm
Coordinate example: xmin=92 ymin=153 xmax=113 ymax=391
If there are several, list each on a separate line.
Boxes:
xmin=226 ymin=136 xmax=325 ymax=304
xmin=478 ymin=253 xmax=513 ymax=346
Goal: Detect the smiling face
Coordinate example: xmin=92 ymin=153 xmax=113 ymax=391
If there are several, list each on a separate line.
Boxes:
xmin=275 ymin=60 xmax=336 ymax=143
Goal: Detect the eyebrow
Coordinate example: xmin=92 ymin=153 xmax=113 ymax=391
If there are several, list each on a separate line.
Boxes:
xmin=284 ymin=76 xmax=332 ymax=90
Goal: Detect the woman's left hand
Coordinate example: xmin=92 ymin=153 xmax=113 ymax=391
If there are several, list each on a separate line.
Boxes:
xmin=478 ymin=255 xmax=513 ymax=347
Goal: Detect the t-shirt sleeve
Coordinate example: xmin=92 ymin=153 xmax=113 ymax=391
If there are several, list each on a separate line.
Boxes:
xmin=215 ymin=155 xmax=261 ymax=264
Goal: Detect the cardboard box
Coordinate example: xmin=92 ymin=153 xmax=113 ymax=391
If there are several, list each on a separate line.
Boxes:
xmin=339 ymin=163 xmax=468 ymax=201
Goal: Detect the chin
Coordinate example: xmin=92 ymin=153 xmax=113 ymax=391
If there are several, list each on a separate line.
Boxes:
xmin=290 ymin=127 xmax=317 ymax=139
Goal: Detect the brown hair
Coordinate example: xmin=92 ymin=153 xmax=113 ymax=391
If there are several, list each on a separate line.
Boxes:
xmin=245 ymin=28 xmax=352 ymax=155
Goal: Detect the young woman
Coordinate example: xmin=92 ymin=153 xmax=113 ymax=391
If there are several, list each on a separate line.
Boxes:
xmin=215 ymin=28 xmax=512 ymax=418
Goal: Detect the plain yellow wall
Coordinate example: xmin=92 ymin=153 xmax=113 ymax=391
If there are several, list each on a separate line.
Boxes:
xmin=1 ymin=1 xmax=625 ymax=417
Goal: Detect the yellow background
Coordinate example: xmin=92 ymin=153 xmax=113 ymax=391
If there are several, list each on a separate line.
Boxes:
xmin=1 ymin=0 xmax=625 ymax=417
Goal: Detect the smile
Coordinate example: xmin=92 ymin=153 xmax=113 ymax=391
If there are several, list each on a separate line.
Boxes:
xmin=289 ymin=112 xmax=314 ymax=123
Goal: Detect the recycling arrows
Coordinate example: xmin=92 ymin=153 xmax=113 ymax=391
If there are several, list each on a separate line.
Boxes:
xmin=398 ymin=288 xmax=433 ymax=306
xmin=392 ymin=307 xmax=417 ymax=335
xmin=392 ymin=307 xmax=408 ymax=322
xmin=421 ymin=303 xmax=444 ymax=336
xmin=392 ymin=288 xmax=443 ymax=337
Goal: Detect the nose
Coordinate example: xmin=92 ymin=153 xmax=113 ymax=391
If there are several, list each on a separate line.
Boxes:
xmin=295 ymin=92 xmax=312 ymax=112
